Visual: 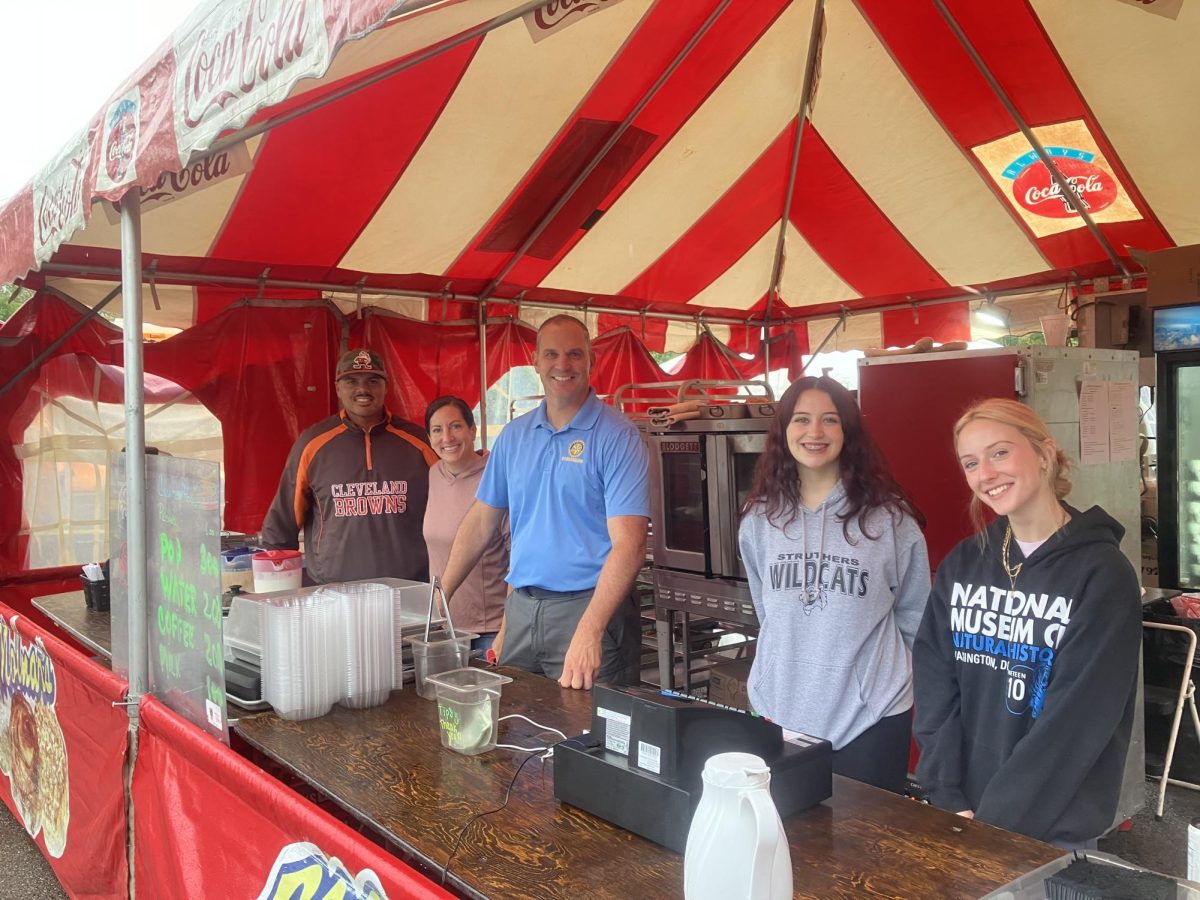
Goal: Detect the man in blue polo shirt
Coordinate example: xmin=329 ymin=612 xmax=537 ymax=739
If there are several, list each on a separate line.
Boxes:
xmin=439 ymin=315 xmax=650 ymax=689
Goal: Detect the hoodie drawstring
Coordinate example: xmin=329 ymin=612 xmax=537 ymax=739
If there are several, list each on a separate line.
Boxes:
xmin=800 ymin=499 xmax=829 ymax=612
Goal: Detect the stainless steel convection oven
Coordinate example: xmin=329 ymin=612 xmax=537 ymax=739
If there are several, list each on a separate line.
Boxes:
xmin=633 ymin=394 xmax=775 ymax=693
xmin=646 ymin=421 xmax=767 ymax=581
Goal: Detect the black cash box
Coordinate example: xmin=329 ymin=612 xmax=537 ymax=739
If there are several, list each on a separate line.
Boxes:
xmin=553 ymin=685 xmax=832 ymax=852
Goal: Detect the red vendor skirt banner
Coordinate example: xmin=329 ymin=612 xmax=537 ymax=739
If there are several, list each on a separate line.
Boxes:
xmin=133 ymin=696 xmax=453 ymax=900
xmin=0 ymin=601 xmax=130 ymax=899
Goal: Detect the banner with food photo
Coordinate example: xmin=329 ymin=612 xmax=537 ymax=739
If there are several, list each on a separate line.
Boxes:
xmin=133 ymin=695 xmax=452 ymax=900
xmin=0 ymin=603 xmax=129 ymax=898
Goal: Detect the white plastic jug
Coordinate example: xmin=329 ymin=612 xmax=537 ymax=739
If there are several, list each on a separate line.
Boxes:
xmin=683 ymin=752 xmax=792 ymax=900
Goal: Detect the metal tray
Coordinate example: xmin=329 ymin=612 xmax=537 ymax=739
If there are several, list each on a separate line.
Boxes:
xmin=227 ymin=691 xmax=271 ymax=712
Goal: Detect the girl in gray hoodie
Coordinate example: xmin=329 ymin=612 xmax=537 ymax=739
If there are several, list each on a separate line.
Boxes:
xmin=738 ymin=375 xmax=930 ymax=794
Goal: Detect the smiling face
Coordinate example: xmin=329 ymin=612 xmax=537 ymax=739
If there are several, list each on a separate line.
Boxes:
xmin=429 ymin=404 xmax=477 ymax=473
xmin=787 ymin=389 xmax=844 ymax=477
xmin=535 ymin=319 xmax=593 ymax=413
xmin=956 ymin=419 xmax=1055 ymax=519
xmin=335 ymin=372 xmax=387 ymax=429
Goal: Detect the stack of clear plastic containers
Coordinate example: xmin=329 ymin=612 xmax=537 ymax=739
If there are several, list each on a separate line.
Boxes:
xmin=261 ymin=590 xmax=346 ymax=721
xmin=337 ymin=582 xmax=394 ymax=709
xmin=260 ymin=583 xmax=395 ymax=720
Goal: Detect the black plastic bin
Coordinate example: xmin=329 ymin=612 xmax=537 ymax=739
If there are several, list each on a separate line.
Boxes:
xmin=80 ymin=575 xmax=110 ymax=612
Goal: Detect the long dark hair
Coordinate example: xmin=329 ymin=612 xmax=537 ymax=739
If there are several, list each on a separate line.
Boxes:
xmin=742 ymin=375 xmax=925 ymax=540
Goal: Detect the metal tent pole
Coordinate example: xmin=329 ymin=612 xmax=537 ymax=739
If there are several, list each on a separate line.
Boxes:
xmin=765 ymin=0 xmax=825 ymax=320
xmin=40 ymin=263 xmax=1079 ymax=329
xmin=119 ymin=193 xmax=146 ymax=899
xmin=931 ymin=0 xmax=1130 ymax=277
xmin=478 ymin=301 xmax=489 ymax=450
xmin=801 ymin=309 xmax=848 ymax=373
xmin=38 ymin=262 xmax=760 ymax=326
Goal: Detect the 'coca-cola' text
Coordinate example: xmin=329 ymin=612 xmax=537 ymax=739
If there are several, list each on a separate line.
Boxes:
xmin=181 ymin=0 xmax=310 ymax=129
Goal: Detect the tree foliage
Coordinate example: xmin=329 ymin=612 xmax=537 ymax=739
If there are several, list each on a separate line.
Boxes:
xmin=0 ymin=283 xmax=32 ymax=322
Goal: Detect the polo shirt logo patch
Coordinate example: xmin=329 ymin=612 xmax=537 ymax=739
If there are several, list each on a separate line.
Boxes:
xmin=562 ymin=439 xmax=586 ymax=464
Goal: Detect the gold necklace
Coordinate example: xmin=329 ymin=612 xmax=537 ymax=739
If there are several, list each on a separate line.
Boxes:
xmin=1001 ymin=523 xmax=1022 ymax=591
xmin=1001 ymin=508 xmax=1070 ymax=591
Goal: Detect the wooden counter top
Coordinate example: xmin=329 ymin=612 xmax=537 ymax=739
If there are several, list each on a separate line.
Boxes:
xmin=235 ymin=666 xmax=1060 ymax=899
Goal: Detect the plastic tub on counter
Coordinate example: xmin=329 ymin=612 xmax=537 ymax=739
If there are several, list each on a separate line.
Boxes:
xmin=408 ymin=631 xmax=477 ymax=699
xmin=252 ymin=550 xmax=303 ymax=594
xmin=425 ymin=668 xmax=513 ymax=755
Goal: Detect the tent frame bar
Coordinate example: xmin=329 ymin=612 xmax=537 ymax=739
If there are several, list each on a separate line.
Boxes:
xmin=38 ymin=261 xmax=1073 ymax=330
xmin=478 ymin=300 xmax=489 ymax=449
xmin=0 ymin=283 xmax=122 ymax=399
xmin=932 ymin=0 xmax=1131 ymax=278
xmin=38 ymin=262 xmax=757 ymax=326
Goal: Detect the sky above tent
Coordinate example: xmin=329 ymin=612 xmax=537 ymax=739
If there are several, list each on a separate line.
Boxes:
xmin=0 ymin=0 xmax=201 ymax=204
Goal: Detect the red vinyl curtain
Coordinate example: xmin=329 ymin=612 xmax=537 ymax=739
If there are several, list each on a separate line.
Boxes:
xmin=134 ymin=696 xmax=453 ymax=899
xmin=144 ymin=301 xmax=344 ymax=534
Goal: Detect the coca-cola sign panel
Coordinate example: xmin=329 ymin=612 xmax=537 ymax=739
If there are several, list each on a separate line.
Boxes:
xmin=32 ymin=137 xmax=90 ymax=267
xmin=173 ymin=0 xmax=332 ymax=161
xmin=97 ymin=91 xmax=142 ymax=193
xmin=972 ymin=119 xmax=1140 ymax=238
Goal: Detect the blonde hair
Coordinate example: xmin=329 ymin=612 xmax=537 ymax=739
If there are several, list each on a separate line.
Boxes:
xmin=953 ymin=398 xmax=1072 ymax=535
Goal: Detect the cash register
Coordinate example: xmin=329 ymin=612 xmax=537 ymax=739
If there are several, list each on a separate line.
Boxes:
xmin=553 ymin=685 xmax=832 ymax=852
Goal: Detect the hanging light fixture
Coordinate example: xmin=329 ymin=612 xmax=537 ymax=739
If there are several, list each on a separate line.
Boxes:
xmin=974 ymin=297 xmax=1008 ymax=329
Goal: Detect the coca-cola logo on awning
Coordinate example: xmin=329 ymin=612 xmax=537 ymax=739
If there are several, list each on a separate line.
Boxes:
xmin=1002 ymin=148 xmax=1117 ymax=220
xmin=143 ymin=150 xmax=233 ymax=203
xmin=524 ymin=0 xmax=627 ymax=42
xmin=100 ymin=143 xmax=252 ymax=225
xmin=104 ymin=99 xmax=139 ymax=187
xmin=179 ymin=0 xmax=311 ymax=129
xmin=33 ymin=139 xmax=89 ymax=261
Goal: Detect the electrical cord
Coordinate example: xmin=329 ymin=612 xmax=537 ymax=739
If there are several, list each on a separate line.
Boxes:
xmin=439 ymin=748 xmax=544 ymax=887
xmin=439 ymin=717 xmax=582 ymax=886
xmin=497 ymin=713 xmax=568 ymax=742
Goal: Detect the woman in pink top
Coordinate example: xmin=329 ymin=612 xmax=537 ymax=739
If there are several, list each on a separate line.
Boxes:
xmin=422 ymin=396 xmax=510 ymax=652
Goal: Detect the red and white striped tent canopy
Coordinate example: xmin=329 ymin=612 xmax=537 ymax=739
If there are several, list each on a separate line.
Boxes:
xmin=0 ymin=0 xmax=1193 ymax=347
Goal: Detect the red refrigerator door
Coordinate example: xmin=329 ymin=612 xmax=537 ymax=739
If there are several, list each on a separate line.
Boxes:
xmin=858 ymin=353 xmax=1019 ymax=569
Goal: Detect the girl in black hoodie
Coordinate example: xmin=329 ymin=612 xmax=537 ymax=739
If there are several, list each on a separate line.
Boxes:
xmin=913 ymin=398 xmax=1140 ymax=848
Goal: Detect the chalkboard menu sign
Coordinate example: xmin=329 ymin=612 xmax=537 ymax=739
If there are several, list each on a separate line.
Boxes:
xmin=109 ymin=454 xmax=228 ymax=743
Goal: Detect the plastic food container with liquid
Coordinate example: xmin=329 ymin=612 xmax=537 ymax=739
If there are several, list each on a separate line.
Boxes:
xmin=424 ymin=667 xmax=513 ymax=755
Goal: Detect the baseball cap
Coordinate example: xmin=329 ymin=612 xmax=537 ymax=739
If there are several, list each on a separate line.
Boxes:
xmin=336 ymin=349 xmax=387 ymax=380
